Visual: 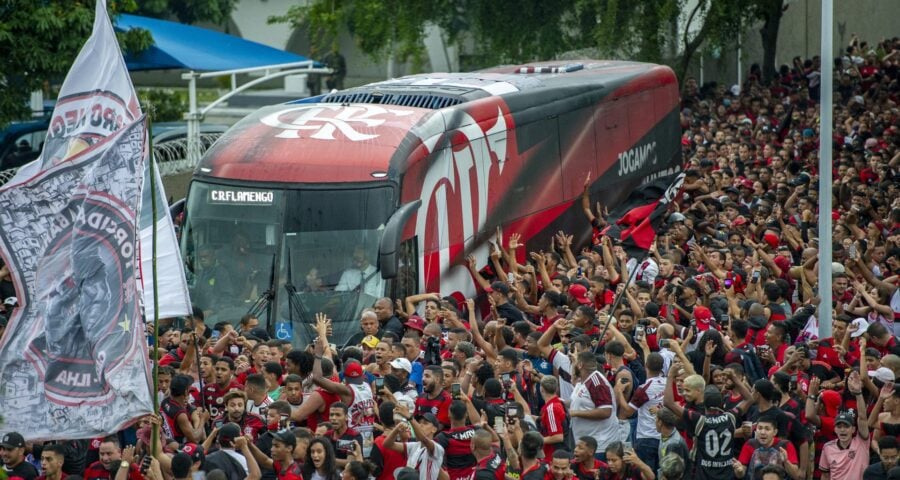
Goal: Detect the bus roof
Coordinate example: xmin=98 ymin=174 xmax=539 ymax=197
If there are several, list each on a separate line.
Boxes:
xmin=195 ymin=60 xmax=674 ymax=185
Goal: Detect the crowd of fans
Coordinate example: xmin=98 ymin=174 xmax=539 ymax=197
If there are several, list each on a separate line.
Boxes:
xmin=2 ymin=35 xmax=900 ymax=480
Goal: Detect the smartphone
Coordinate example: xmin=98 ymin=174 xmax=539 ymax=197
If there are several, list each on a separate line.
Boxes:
xmin=211 ymin=330 xmax=221 ymax=340
xmin=848 ymin=244 xmax=858 ymax=260
xmin=635 ymin=325 xmax=645 ymax=340
xmin=494 ymin=416 xmax=506 ymax=434
xmin=724 ymin=278 xmax=733 ymax=288
xmin=752 ymin=270 xmax=761 ymax=283
xmin=375 ymin=377 xmax=385 ymax=389
xmin=140 ymin=456 xmax=152 ymax=474
xmin=659 ymin=339 xmax=670 ymax=348
xmin=501 ymin=373 xmax=511 ymax=384
xmin=215 ymin=420 xmax=224 ymax=429
xmin=721 ymin=314 xmax=730 ymax=325
xmin=506 ymin=403 xmax=519 ymax=420
xmin=451 ymin=383 xmax=461 ymax=398
xmin=280 ymin=414 xmax=290 ymax=430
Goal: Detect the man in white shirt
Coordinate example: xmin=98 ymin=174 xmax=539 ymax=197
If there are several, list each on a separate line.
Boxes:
xmin=569 ymin=351 xmax=619 ymax=462
xmin=335 ymin=246 xmax=384 ymax=298
xmin=382 ymin=404 xmax=445 ymax=480
xmin=614 ymin=352 xmax=667 ymax=474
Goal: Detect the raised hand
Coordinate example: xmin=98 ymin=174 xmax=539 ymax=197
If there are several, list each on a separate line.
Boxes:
xmin=509 ymin=233 xmax=522 ymax=250
xmin=466 ymin=254 xmax=478 ymax=270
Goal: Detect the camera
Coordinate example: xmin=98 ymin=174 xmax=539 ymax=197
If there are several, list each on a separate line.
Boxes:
xmin=505 ymin=403 xmax=519 ymax=422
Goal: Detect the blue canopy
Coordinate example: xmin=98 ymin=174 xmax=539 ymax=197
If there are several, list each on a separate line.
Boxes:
xmin=116 ymin=14 xmax=311 ymax=71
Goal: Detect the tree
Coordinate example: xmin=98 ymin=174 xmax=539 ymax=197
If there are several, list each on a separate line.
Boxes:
xmin=750 ymin=0 xmax=787 ymax=82
xmin=269 ymin=0 xmax=596 ymax=69
xmin=0 ymin=0 xmax=238 ymax=130
xmin=134 ymin=0 xmax=238 ymax=26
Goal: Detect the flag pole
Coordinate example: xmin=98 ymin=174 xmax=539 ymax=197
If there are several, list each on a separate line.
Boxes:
xmin=593 ymin=248 xmax=654 ymax=354
xmin=147 ymin=111 xmax=161 ymax=455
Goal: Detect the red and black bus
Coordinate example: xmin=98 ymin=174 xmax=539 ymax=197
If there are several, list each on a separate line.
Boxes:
xmin=179 ymin=60 xmax=682 ymax=344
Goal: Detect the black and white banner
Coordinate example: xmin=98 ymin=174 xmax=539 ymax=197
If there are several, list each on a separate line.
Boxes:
xmin=0 ymin=119 xmax=153 ymax=438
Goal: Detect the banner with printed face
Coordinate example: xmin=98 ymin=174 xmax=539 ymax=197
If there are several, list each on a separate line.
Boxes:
xmin=0 ymin=119 xmax=154 ymax=439
xmin=9 ymin=0 xmax=191 ymax=320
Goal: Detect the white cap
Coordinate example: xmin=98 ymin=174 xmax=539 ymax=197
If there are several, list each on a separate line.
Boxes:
xmin=3 ymin=297 xmax=16 ymax=306
xmin=832 ymin=262 xmax=846 ymax=275
xmin=389 ymin=358 xmax=412 ymax=374
xmin=869 ymin=367 xmax=896 ymax=384
xmin=850 ymin=317 xmax=869 ymax=338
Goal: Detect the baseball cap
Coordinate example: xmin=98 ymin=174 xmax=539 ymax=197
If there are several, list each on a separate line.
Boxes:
xmin=850 ymin=317 xmax=869 ymax=338
xmin=0 ymin=432 xmax=25 ymax=449
xmin=248 ymin=327 xmax=270 ymax=342
xmin=668 ymin=212 xmax=686 ymax=223
xmin=732 ymin=216 xmax=748 ymax=227
xmin=740 ymin=179 xmax=754 ymax=189
xmin=404 ymin=316 xmax=425 ymax=333
xmin=389 ymin=358 xmax=412 ymax=374
xmin=344 ymin=361 xmax=364 ymax=380
xmin=415 ymin=412 xmax=441 ymax=429
xmin=271 ymin=430 xmax=297 ymax=448
xmin=180 ymin=443 xmax=205 ymax=462
xmin=834 ymin=411 xmax=855 ymax=426
xmin=832 ymin=262 xmax=846 ymax=275
xmin=487 ymin=281 xmax=510 ymax=295
xmin=762 ymin=232 xmax=780 ymax=249
xmin=217 ymin=423 xmax=241 ymax=444
xmin=693 ymin=306 xmax=713 ymax=326
xmin=870 ymin=367 xmax=896 ymax=384
xmin=568 ymin=284 xmax=591 ymax=305
xmin=3 ymin=297 xmax=16 ymax=307
xmin=361 ymin=335 xmax=380 ymax=349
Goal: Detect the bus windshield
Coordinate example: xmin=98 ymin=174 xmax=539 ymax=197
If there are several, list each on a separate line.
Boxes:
xmin=180 ymin=181 xmax=395 ymax=345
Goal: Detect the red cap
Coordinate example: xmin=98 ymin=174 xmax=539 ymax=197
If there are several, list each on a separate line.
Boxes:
xmin=568 ymin=284 xmax=591 ymax=305
xmin=763 ymin=232 xmax=780 ymax=249
xmin=181 ymin=443 xmax=204 ymax=462
xmin=740 ymin=179 xmax=754 ymax=189
xmin=732 ymin=216 xmax=749 ymax=227
xmin=344 ymin=361 xmax=364 ymax=379
xmin=405 ymin=316 xmax=425 ymax=332
xmin=682 ymin=137 xmax=691 ymax=146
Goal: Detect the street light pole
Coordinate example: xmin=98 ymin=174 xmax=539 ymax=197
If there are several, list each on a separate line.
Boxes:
xmin=817 ymin=0 xmax=834 ymax=339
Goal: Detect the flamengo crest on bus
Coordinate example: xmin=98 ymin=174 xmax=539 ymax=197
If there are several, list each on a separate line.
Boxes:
xmin=259 ymin=104 xmax=415 ymax=141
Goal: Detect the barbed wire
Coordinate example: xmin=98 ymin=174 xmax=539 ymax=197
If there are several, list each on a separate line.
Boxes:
xmin=0 ymin=133 xmax=224 ymax=187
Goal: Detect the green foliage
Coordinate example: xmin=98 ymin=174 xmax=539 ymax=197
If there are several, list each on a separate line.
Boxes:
xmin=135 ymin=0 xmax=237 ymax=25
xmin=0 ymin=0 xmax=237 ymax=130
xmin=270 ymin=0 xmax=783 ymax=80
xmin=139 ymin=89 xmax=186 ymax=122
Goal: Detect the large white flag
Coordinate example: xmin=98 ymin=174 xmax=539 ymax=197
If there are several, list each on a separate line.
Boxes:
xmin=0 ymin=118 xmax=154 ymax=439
xmin=11 ymin=0 xmax=191 ymax=319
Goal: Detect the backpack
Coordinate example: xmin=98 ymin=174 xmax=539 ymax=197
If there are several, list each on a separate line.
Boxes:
xmin=732 ymin=344 xmax=766 ymax=383
xmin=561 ymin=409 xmax=575 ymax=453
xmin=746 ymin=439 xmax=790 ymax=478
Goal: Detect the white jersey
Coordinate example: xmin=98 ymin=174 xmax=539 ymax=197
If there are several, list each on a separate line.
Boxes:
xmin=628 ymin=376 xmax=666 ymax=439
xmin=570 ymin=370 xmax=619 ymax=450
xmin=348 ymin=382 xmax=377 ymax=456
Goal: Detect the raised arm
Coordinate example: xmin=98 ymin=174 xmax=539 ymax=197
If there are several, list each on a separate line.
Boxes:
xmin=849 ymin=372 xmax=870 ymax=439
xmin=310 ymin=314 xmax=352 ymax=402
xmin=466 ymin=255 xmax=492 ymax=292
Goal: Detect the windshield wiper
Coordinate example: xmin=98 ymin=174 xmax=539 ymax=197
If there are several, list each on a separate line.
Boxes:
xmin=246 ymin=253 xmax=276 ymax=330
xmin=283 ymin=247 xmax=316 ymax=337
